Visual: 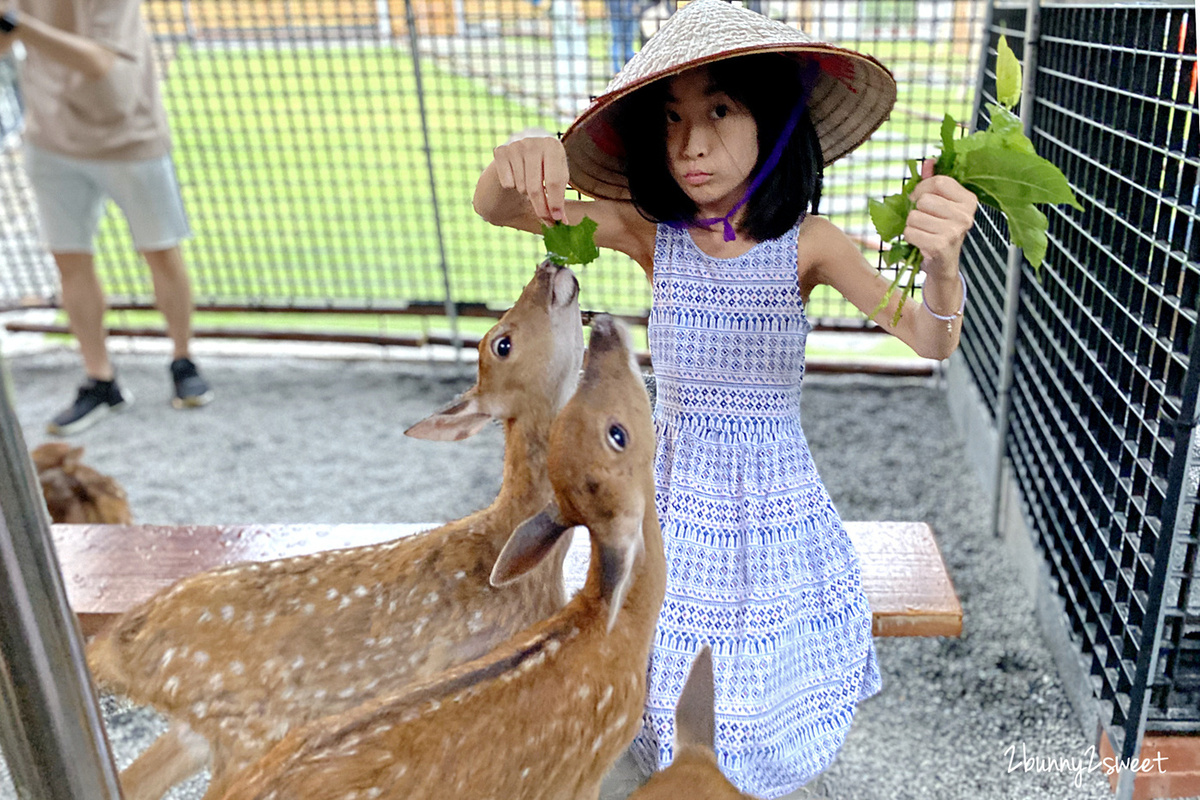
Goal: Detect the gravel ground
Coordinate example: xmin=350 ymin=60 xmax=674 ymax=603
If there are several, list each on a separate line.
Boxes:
xmin=0 ymin=341 xmax=1140 ymax=800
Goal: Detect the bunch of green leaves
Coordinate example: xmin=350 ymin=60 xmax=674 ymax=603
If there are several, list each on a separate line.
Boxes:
xmin=868 ymin=35 xmax=1083 ymax=327
xmin=542 ymin=216 xmax=600 ymax=266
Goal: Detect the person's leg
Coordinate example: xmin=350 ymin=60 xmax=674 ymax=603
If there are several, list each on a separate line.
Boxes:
xmin=105 ymin=154 xmax=210 ymax=407
xmin=53 ymin=251 xmax=114 ymax=380
xmin=141 ymin=245 xmax=193 ymax=362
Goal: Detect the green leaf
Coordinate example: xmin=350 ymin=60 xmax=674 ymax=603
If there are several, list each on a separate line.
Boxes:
xmin=954 ymin=147 xmax=1083 ymax=211
xmin=996 ymin=35 xmax=1022 ymax=110
xmin=1003 ymin=202 xmax=1050 ymax=268
xmin=869 ymin=194 xmax=910 ymax=242
xmin=982 ymin=104 xmax=1036 ymax=155
xmin=935 ymin=113 xmax=958 ymax=175
xmin=880 ymin=241 xmax=914 ymax=266
xmin=542 ymin=217 xmax=599 ymax=266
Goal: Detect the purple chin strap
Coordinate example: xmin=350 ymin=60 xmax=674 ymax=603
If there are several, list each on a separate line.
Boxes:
xmin=674 ymin=60 xmax=821 ymax=242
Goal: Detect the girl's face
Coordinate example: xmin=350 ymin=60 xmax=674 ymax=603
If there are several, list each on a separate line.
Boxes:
xmin=664 ymin=66 xmax=759 ymax=219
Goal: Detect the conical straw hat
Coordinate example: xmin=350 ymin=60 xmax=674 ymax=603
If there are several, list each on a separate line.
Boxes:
xmin=562 ymin=0 xmax=897 ymax=200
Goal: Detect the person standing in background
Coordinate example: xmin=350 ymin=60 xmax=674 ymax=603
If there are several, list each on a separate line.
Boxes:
xmin=606 ymin=0 xmax=639 ymax=73
xmin=0 ymin=1 xmax=211 ymax=436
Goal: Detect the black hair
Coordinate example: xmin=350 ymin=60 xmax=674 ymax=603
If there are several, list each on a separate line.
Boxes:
xmin=614 ymin=53 xmax=824 ymax=242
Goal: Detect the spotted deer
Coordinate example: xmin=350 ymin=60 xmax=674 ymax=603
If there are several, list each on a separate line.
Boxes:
xmin=626 ymin=646 xmax=756 ymax=800
xmin=84 ymin=259 xmax=585 ymax=800
xmin=217 ymin=314 xmax=665 ymax=800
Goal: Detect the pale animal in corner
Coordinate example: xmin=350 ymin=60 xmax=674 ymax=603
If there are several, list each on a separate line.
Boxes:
xmin=85 ymin=259 xmax=585 ymax=800
xmin=217 ymin=314 xmax=665 ymax=800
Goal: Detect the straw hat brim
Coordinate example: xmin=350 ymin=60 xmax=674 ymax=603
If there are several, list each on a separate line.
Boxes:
xmin=561 ymin=0 xmax=897 ymax=201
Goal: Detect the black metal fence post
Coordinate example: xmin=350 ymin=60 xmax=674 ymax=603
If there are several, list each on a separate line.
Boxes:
xmin=989 ymin=0 xmax=1040 ymax=538
xmin=1118 ymin=300 xmax=1200 ymax=798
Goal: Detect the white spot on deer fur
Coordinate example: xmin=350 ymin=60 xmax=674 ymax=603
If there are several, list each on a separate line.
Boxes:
xmin=353 ymin=585 xmax=369 ymax=597
xmin=338 ymin=686 xmax=356 ymax=699
xmin=338 ymin=595 xmax=352 ymax=610
xmin=546 ymin=639 xmax=561 ymax=655
xmin=338 ymin=662 xmax=353 ymax=675
xmin=597 ymin=685 xmax=614 ymax=711
xmin=379 ymin=636 xmax=394 ymax=647
xmin=262 ymin=610 xmax=276 ymax=626
xmin=192 ymin=651 xmax=209 ymax=665
xmin=164 ymin=676 xmax=180 ymax=696
xmin=592 ymin=734 xmax=605 ymax=754
xmin=314 ymin=689 xmax=327 ymax=700
xmin=292 ymin=655 xmax=305 ymax=670
xmin=326 ymin=588 xmax=339 ymax=601
xmin=393 ymin=764 xmax=408 ymax=778
xmin=303 ymin=603 xmax=316 ymax=615
xmin=197 ymin=609 xmax=212 ymax=624
xmin=208 ymin=673 xmax=223 ymax=691
xmin=521 ymin=768 xmax=531 ymax=780
xmin=424 ymin=592 xmax=439 ymax=605
xmin=221 ymin=605 xmax=234 ymax=622
xmin=308 ymin=575 xmax=319 ymax=586
xmin=160 ymin=648 xmax=177 ymax=670
xmin=577 ymin=685 xmax=591 ymax=699
xmin=454 ymin=570 xmax=466 ymax=580
xmin=388 ymin=600 xmax=398 ymax=614
xmin=191 ymin=702 xmax=208 ymax=719
xmin=230 ymin=661 xmax=244 ymax=676
xmin=366 ymin=789 xmax=382 ymax=799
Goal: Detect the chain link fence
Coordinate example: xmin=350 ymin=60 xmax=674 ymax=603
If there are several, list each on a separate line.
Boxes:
xmin=0 ymin=0 xmax=985 ymax=346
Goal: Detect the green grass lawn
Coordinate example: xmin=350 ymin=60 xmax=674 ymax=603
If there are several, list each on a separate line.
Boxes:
xmin=86 ymin=36 xmax=972 ymax=362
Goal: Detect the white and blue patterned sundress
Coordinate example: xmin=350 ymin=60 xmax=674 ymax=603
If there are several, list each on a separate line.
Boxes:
xmin=628 ymin=220 xmax=882 ymax=798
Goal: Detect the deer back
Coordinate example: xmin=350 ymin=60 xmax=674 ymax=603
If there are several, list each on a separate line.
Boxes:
xmin=86 ymin=260 xmax=584 ymax=798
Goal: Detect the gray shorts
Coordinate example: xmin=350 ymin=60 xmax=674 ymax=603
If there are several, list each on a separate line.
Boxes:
xmin=24 ymin=143 xmax=192 ymax=253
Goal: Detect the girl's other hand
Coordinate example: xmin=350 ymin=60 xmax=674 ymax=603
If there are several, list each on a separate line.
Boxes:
xmin=492 ymin=134 xmax=570 ymax=227
xmin=905 ymin=159 xmax=979 ymax=279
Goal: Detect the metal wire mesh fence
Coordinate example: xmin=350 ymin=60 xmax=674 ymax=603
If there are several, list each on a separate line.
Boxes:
xmin=958 ymin=0 xmax=1199 ymax=761
xmin=0 ymin=0 xmax=985 ymax=342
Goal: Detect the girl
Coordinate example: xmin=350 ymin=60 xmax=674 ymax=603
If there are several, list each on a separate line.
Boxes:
xmin=474 ymin=1 xmax=977 ymax=796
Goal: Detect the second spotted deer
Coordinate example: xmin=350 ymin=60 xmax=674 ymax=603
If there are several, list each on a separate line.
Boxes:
xmin=218 ymin=315 xmax=665 ymax=800
xmin=85 ymin=259 xmax=584 ymax=800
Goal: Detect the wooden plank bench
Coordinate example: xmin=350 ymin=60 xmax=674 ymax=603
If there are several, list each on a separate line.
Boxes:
xmin=50 ymin=520 xmax=961 ymax=639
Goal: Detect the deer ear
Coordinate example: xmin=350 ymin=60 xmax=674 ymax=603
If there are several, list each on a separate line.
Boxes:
xmin=405 ymin=389 xmax=491 ymax=441
xmin=491 ymin=504 xmax=572 ymax=587
xmin=674 ymin=645 xmax=716 ymax=750
xmin=598 ymin=502 xmax=645 ymax=633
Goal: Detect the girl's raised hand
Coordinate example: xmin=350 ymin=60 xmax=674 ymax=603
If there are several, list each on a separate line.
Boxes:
xmin=905 ymin=159 xmax=978 ymax=280
xmin=492 ymin=133 xmax=570 ymax=227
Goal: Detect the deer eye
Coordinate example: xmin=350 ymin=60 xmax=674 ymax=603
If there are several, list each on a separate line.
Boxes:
xmin=492 ymin=336 xmax=512 ymax=358
xmin=607 ymin=423 xmax=628 ymax=451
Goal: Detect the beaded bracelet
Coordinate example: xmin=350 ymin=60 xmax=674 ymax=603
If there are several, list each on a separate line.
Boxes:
xmin=923 ymin=273 xmax=968 ymax=333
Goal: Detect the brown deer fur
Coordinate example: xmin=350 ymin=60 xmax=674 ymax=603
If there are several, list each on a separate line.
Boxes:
xmin=32 ymin=442 xmax=132 ymax=524
xmin=84 ymin=260 xmax=584 ymax=800
xmin=626 ymin=647 xmax=756 ymax=800
xmin=217 ymin=314 xmax=665 ymax=800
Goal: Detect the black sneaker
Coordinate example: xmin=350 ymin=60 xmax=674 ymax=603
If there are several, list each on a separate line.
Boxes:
xmin=170 ymin=358 xmax=213 ymax=409
xmin=47 ymin=378 xmax=131 ymax=436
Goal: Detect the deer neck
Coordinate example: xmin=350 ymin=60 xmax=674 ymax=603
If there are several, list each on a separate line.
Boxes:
xmin=587 ymin=477 xmax=666 ymax=653
xmin=488 ymin=408 xmax=555 ymax=541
